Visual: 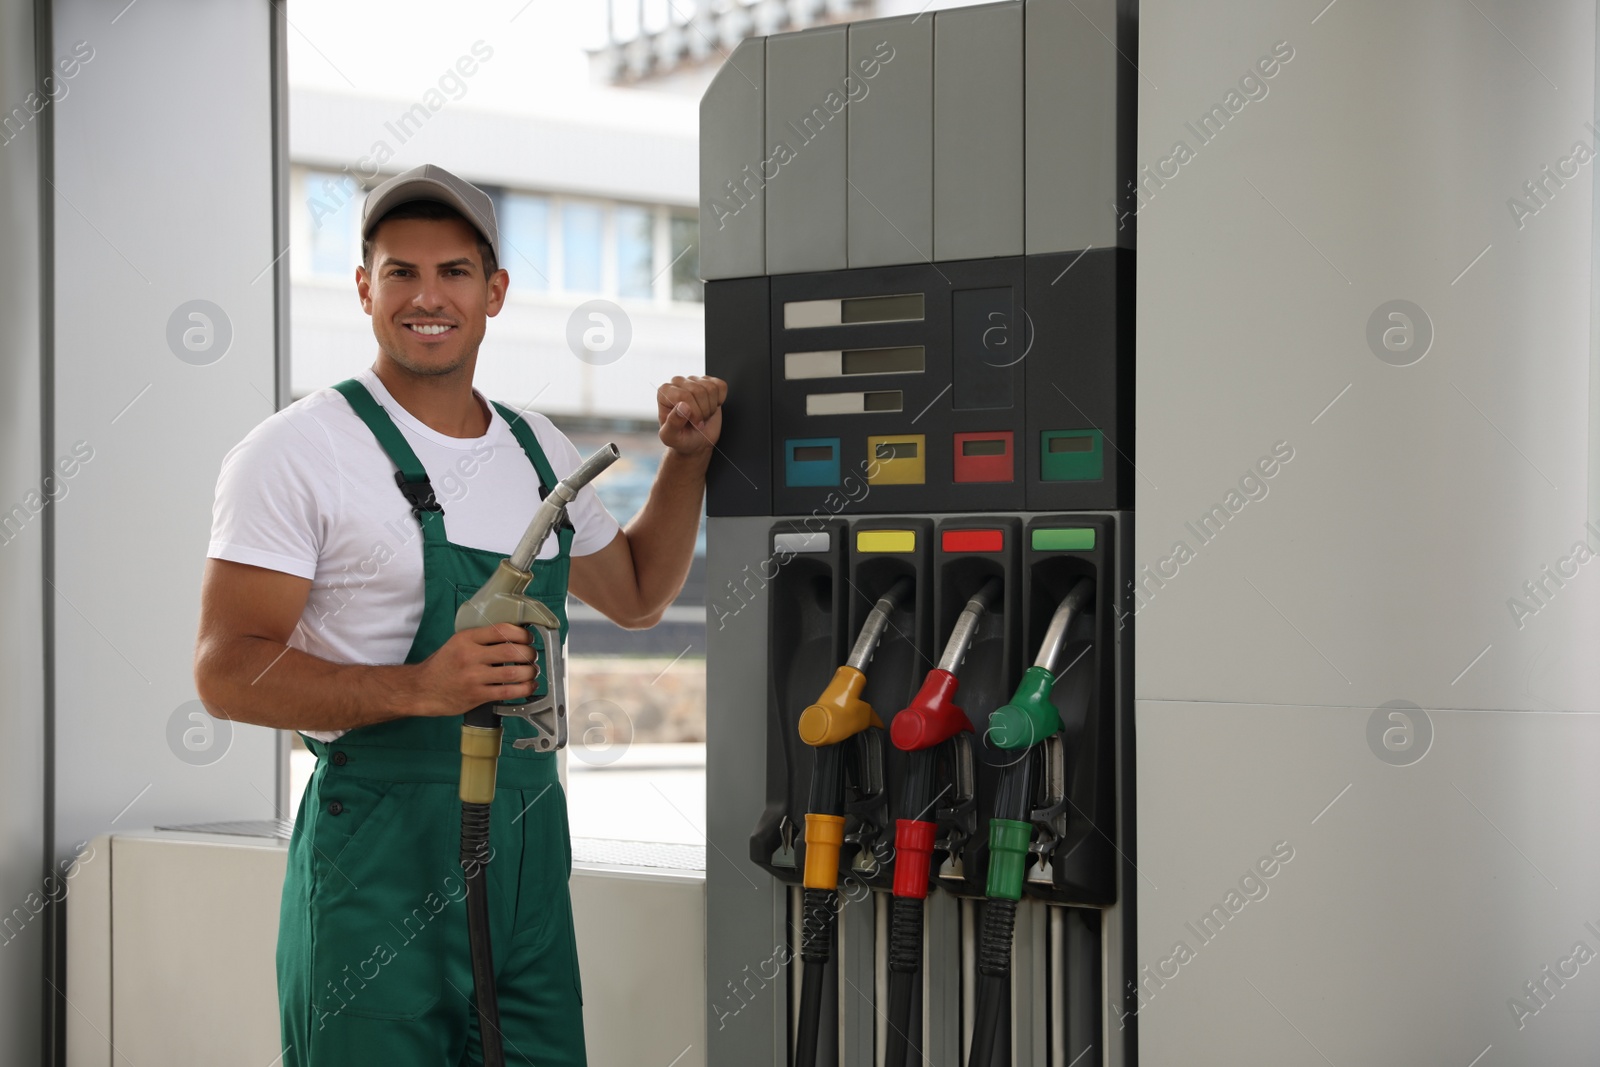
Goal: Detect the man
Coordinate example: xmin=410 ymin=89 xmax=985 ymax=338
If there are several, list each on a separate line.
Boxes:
xmin=193 ymin=163 xmax=725 ymax=1066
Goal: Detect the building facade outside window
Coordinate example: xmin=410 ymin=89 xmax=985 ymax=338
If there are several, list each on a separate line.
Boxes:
xmin=497 ymin=190 xmax=552 ymax=291
xmin=293 ymin=166 xmax=702 ymax=308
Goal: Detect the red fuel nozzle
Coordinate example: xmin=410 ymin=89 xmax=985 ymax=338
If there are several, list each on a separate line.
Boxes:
xmin=889 ymin=669 xmax=973 ymax=752
xmin=891 ymin=818 xmax=938 ymax=898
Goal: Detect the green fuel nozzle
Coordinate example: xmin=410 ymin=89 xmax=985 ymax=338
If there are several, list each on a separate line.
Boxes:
xmin=982 ymin=578 xmax=1095 ymax=901
xmin=985 ymin=578 xmax=1093 ymax=752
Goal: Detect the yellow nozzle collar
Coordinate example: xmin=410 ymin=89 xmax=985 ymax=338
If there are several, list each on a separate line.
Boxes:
xmin=797 ymin=666 xmax=884 ymax=748
xmin=458 ymin=725 xmax=502 ymax=805
xmin=803 ymin=813 xmax=846 ymax=889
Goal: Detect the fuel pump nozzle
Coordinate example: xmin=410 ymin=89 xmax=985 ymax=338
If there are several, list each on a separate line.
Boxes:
xmin=793 ymin=576 xmax=914 ymax=1067
xmin=883 ymin=577 xmax=1001 ymax=1067
xmin=967 ymin=578 xmax=1094 ymax=1067
xmin=456 ymin=441 xmax=623 ymax=763
xmin=454 ymin=442 xmax=620 ymax=1067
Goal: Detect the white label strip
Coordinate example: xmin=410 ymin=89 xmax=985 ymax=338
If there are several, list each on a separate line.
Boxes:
xmin=804 ymin=390 xmax=902 ymax=415
xmin=805 ymin=392 xmax=868 ymax=415
xmin=774 ymin=531 xmax=830 ymax=553
xmin=784 ymin=299 xmax=843 ymax=329
xmin=784 ymin=351 xmax=844 ymax=380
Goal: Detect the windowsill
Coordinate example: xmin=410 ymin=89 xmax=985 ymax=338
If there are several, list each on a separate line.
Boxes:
xmin=287 ymin=739 xmax=707 ymax=849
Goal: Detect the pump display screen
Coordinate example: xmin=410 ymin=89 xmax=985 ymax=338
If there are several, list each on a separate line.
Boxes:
xmin=793 ymin=445 xmax=834 ymax=462
xmin=841 ymin=293 xmax=924 ymax=324
xmin=840 ymin=346 xmax=924 ymax=376
xmin=1048 ymin=436 xmax=1094 ymax=453
xmin=875 ymin=441 xmax=919 ymax=461
xmin=962 ymin=439 xmax=1007 ymax=456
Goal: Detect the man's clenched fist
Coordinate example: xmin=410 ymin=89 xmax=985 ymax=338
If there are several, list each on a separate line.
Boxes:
xmin=656 ymin=375 xmax=728 ymax=460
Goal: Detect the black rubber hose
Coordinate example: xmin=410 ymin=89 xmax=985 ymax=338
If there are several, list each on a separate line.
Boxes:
xmin=461 ymin=799 xmax=504 ymax=1067
xmin=966 ymin=898 xmax=1017 ymax=1067
xmin=884 ymin=895 xmax=924 ymax=1067
xmin=794 ymin=886 xmax=836 ymax=1067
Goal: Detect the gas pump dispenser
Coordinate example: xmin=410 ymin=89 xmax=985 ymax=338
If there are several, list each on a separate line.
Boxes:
xmin=699 ymin=2 xmax=1135 ymax=1064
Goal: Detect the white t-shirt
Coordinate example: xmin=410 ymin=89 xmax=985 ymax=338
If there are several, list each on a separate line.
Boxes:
xmin=206 ymin=367 xmax=620 ymax=742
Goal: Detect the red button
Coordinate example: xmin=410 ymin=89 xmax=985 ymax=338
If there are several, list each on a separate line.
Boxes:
xmin=953 ymin=431 xmax=1014 ymax=483
xmin=942 ymin=529 xmax=1003 ymax=553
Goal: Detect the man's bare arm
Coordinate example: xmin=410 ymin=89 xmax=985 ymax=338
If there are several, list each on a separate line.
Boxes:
xmin=193 ymin=558 xmax=537 ymax=731
xmin=568 ymin=374 xmax=726 ymax=629
xmin=569 ymin=448 xmax=709 ymax=629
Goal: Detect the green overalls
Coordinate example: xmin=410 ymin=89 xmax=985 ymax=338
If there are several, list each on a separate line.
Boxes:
xmin=277 ymin=379 xmax=588 ymax=1067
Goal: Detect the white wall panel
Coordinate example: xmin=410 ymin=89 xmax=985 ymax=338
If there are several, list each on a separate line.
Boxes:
xmin=51 ymin=0 xmax=282 ymax=867
xmin=1135 ymin=0 xmax=1600 ymax=713
xmin=1137 ymin=3 xmax=1600 ymax=1063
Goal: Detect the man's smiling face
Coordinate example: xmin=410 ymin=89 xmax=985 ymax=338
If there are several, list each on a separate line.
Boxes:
xmin=356 ymin=214 xmax=507 ymax=378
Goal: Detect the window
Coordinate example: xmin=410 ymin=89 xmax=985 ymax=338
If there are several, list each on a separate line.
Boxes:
xmin=561 ymin=201 xmax=605 ymax=293
xmin=615 ymin=205 xmax=654 ymax=300
xmin=669 ymin=212 xmax=702 ymax=303
xmin=306 ymin=170 xmax=361 ymax=277
xmin=499 ymin=191 xmax=551 ymax=291
xmin=308 ymin=167 xmax=704 ymax=304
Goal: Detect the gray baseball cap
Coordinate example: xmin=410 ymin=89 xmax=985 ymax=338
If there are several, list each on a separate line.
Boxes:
xmin=361 ymin=163 xmax=500 ymax=265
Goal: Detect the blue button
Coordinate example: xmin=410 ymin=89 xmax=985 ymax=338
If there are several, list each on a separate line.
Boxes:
xmin=785 ymin=437 xmax=840 ymax=487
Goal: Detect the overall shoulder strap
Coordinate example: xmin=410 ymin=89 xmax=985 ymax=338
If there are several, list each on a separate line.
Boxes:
xmin=491 ymin=401 xmax=576 ymax=551
xmin=491 ymin=401 xmax=560 ymax=492
xmin=332 ymin=378 xmax=446 ymax=533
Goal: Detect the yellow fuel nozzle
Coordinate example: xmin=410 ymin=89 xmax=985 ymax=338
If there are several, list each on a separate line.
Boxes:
xmin=795 ymin=577 xmax=914 ymax=747
xmin=797 ymin=666 xmax=883 ymax=747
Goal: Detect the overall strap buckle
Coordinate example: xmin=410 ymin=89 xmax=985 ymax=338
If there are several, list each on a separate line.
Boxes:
xmin=394 ymin=471 xmax=443 ymax=519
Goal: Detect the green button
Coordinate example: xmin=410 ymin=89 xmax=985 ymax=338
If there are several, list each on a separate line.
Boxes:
xmin=1040 ymin=430 xmax=1104 ymax=482
xmin=1031 ymin=527 xmax=1095 ymax=552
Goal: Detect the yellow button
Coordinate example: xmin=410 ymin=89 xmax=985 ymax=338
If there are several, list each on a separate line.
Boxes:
xmin=866 ymin=434 xmax=926 ymax=486
xmin=856 ymin=529 xmax=916 ymax=553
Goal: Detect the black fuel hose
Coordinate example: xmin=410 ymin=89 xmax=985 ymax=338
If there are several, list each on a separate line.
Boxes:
xmin=885 ymin=894 xmax=923 ymax=1067
xmin=795 ymin=743 xmax=845 ymax=1067
xmin=461 ymin=702 xmax=505 ymax=1067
